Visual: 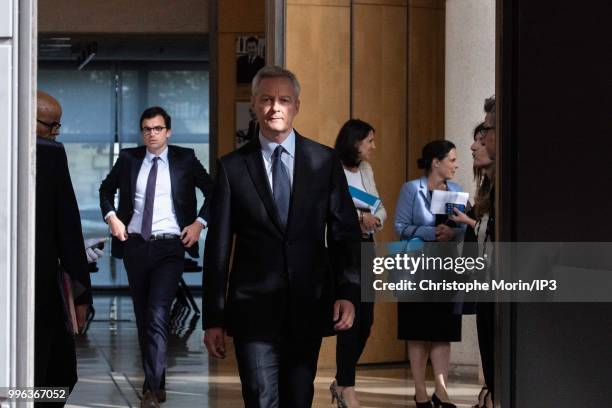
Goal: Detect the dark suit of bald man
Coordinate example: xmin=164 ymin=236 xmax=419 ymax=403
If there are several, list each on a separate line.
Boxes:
xmin=35 ymin=137 xmax=91 ymax=407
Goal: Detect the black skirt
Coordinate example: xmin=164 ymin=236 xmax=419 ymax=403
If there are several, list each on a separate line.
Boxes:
xmin=397 ymin=301 xmax=462 ymax=342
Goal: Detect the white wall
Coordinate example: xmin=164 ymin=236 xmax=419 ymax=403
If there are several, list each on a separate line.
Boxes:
xmin=445 ymin=0 xmax=496 ymax=370
xmin=0 ymin=0 xmax=36 ymax=401
xmin=0 ymin=0 xmax=14 ymax=389
xmin=446 ymin=0 xmax=496 ymax=199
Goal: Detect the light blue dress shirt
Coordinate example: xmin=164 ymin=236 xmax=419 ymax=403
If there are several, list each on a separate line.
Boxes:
xmin=258 ymin=130 xmax=296 ymax=190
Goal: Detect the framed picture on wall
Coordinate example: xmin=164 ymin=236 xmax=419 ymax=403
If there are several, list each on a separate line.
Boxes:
xmin=236 ymin=34 xmax=266 ymax=85
xmin=235 ymin=101 xmax=258 ymax=149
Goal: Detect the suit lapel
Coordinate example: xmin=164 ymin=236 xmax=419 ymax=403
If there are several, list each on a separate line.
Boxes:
xmin=418 ymin=176 xmax=431 ymax=207
xmin=131 ymin=147 xmax=146 ymax=207
xmin=167 ymin=145 xmax=179 ymax=204
xmin=286 ymin=133 xmax=308 ymax=235
xmin=244 ymin=140 xmax=286 ymax=234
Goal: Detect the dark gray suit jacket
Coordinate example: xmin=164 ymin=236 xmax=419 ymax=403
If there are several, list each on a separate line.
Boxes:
xmin=203 ymin=132 xmax=361 ymax=340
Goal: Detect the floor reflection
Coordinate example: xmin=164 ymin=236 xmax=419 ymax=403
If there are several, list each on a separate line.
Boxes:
xmin=67 ymin=294 xmax=481 ymax=407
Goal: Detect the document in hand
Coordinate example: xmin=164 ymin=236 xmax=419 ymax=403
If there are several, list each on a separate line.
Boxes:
xmin=348 ymin=186 xmax=382 ymax=213
xmin=430 ymin=190 xmax=469 ymax=215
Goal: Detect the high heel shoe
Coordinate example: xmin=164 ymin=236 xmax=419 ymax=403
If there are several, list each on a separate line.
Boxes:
xmin=483 ymin=391 xmax=493 ymax=408
xmin=330 ymin=381 xmax=348 ymax=408
xmin=472 ymin=386 xmax=487 ymax=408
xmin=413 ymin=396 xmax=433 ymax=408
xmin=432 ymin=393 xmax=457 ymax=408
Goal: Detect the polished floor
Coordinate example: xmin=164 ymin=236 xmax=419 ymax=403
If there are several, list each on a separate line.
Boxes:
xmin=66 ymin=294 xmax=482 ymax=407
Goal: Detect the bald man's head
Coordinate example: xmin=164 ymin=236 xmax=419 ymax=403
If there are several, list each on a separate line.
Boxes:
xmin=37 ymin=91 xmax=62 ymax=139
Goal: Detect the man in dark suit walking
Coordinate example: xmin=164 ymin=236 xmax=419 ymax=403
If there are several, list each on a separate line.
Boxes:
xmin=99 ymin=107 xmax=213 ymax=407
xmin=35 ymin=91 xmax=92 ymax=407
xmin=203 ymin=66 xmax=361 ymax=407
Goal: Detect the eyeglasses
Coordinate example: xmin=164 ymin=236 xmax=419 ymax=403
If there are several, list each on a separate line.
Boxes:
xmin=479 ymin=126 xmax=495 ymax=138
xmin=37 ymin=119 xmax=62 ymax=131
xmin=141 ymin=126 xmax=167 ymax=135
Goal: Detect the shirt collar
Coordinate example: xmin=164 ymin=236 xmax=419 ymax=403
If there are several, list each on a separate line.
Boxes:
xmin=145 ymin=146 xmax=168 ymax=163
xmin=259 ymin=130 xmax=295 ymax=161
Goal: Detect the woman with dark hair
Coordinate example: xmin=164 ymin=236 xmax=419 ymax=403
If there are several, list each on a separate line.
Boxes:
xmin=449 ymin=123 xmax=495 ymax=408
xmin=394 ymin=140 xmax=465 ymax=408
xmin=330 ymin=119 xmax=387 ymax=408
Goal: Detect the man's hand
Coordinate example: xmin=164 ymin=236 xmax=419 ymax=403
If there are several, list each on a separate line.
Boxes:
xmin=435 ymin=224 xmax=456 ymax=242
xmin=107 ymin=215 xmax=128 ymax=241
xmin=76 ymin=304 xmax=90 ymax=334
xmin=84 ymin=237 xmax=105 ymax=263
xmin=181 ymin=221 xmax=204 ymax=248
xmin=204 ymin=327 xmax=226 ymax=359
xmin=333 ymin=299 xmax=355 ymax=331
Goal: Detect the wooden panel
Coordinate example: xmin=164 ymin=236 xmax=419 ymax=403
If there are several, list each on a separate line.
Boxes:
xmin=39 ymin=0 xmax=209 ymax=33
xmin=409 ymin=0 xmax=444 ymax=8
xmin=354 ymin=0 xmax=407 ymax=6
xmin=217 ymin=33 xmax=238 ymax=157
xmin=286 ymin=3 xmax=350 ymax=147
xmin=286 ymin=1 xmax=350 ymax=368
xmin=214 ymin=0 xmax=266 ymax=158
xmin=407 ymin=1 xmax=445 ymax=180
xmin=219 ymin=0 xmax=266 ymax=33
xmin=352 ymin=2 xmax=407 ymax=364
xmin=288 ymin=0 xmax=350 ymax=6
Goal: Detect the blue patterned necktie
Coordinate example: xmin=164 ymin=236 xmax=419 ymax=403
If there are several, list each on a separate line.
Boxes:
xmin=272 ymin=145 xmax=291 ymax=227
xmin=140 ymin=156 xmax=160 ymax=240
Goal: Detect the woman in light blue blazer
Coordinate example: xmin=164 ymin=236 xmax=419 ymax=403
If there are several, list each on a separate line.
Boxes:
xmin=394 ymin=140 xmax=465 ymax=408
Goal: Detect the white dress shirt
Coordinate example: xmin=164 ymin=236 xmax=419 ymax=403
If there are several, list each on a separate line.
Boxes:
xmin=259 ymin=130 xmax=295 ymax=191
xmin=127 ymin=148 xmax=181 ymax=235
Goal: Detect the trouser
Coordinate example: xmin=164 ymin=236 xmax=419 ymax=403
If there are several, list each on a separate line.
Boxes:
xmin=123 ymin=235 xmax=185 ymax=393
xmin=234 ymin=336 xmax=323 ymax=408
xmin=35 ymin=304 xmax=77 ymax=408
xmin=335 ymin=301 xmax=374 ymax=386
xmin=335 ymin=233 xmax=375 ymax=386
xmin=477 ymin=301 xmax=495 ymax=396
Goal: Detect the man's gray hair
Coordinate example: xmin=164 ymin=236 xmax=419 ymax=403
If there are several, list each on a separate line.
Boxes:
xmin=484 ymin=95 xmax=496 ymax=123
xmin=251 ymin=65 xmax=301 ymax=98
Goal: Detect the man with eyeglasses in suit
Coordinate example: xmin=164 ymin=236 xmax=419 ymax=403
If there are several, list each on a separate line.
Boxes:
xmin=99 ymin=106 xmax=213 ymax=408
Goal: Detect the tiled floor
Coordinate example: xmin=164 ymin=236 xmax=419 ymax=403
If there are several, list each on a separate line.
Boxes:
xmin=66 ymin=295 xmax=482 ymax=407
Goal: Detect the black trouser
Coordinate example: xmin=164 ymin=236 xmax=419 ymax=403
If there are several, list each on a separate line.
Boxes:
xmin=335 ymin=301 xmax=374 ymax=386
xmin=123 ymin=235 xmax=185 ymax=393
xmin=335 ymin=234 xmax=375 ymax=386
xmin=477 ymin=301 xmax=495 ymax=396
xmin=234 ymin=336 xmax=322 ymax=408
xmin=35 ymin=303 xmax=77 ymax=408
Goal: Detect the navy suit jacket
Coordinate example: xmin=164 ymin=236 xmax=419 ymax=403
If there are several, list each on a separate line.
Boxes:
xmin=202 ymin=132 xmax=361 ymax=340
xmin=99 ymin=145 xmax=213 ymax=259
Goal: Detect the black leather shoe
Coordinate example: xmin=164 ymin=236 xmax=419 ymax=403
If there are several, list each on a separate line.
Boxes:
xmin=156 ymin=389 xmax=166 ymax=403
xmin=414 ymin=396 xmax=433 ymax=408
xmin=432 ymin=393 xmax=457 ymax=408
xmin=140 ymin=390 xmax=160 ymax=408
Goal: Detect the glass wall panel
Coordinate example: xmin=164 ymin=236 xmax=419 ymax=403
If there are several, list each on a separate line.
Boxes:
xmin=38 ymin=62 xmax=209 ymax=288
